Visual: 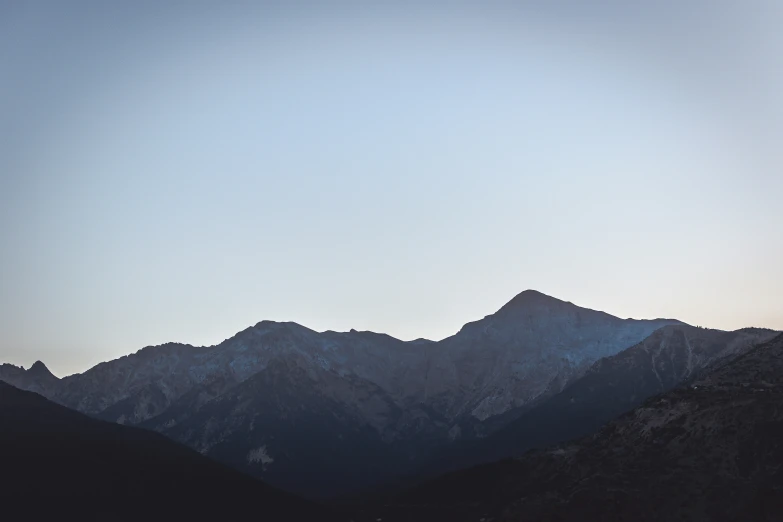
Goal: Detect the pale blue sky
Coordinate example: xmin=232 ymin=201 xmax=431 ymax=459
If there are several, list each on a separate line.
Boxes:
xmin=1 ymin=1 xmax=781 ymax=376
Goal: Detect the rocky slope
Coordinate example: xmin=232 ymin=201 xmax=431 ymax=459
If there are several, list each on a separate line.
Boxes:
xmin=359 ymin=333 xmax=783 ymax=522
xmin=422 ymin=290 xmax=680 ymax=436
xmin=0 ymin=381 xmax=342 ymax=521
xmin=147 ymin=357 xmax=416 ymax=498
xmin=0 ymin=290 xmax=678 ymax=497
xmin=440 ymin=325 xmax=779 ymax=470
xmin=0 ymin=360 xmax=60 ymax=397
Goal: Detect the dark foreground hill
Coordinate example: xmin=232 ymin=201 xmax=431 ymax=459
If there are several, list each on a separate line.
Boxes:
xmin=357 ymin=333 xmax=783 ymax=522
xmin=0 ymin=381 xmax=341 ymax=522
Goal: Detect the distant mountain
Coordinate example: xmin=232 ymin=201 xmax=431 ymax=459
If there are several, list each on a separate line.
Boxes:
xmin=0 ymin=360 xmax=60 ymax=397
xmin=360 ymin=333 xmax=783 ymax=522
xmin=429 ymin=325 xmax=779 ymax=472
xmin=0 ymin=290 xmax=679 ymax=497
xmin=0 ymin=381 xmax=340 ymax=521
xmin=431 ymin=290 xmax=681 ymax=437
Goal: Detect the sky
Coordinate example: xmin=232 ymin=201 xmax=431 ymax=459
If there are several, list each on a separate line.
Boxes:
xmin=1 ymin=1 xmax=781 ymax=377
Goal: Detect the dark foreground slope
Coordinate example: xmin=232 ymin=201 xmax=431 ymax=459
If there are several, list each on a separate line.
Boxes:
xmin=0 ymin=382 xmax=340 ymax=522
xmin=359 ymin=333 xmax=783 ymax=522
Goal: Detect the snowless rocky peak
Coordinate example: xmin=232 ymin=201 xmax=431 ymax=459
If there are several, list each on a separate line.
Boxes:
xmin=499 ymin=288 xmax=561 ymax=308
xmin=27 ymin=361 xmax=57 ymax=379
xmin=0 ymin=360 xmax=60 ymax=398
xmin=434 ymin=291 xmax=680 ymax=422
xmin=493 ymin=289 xmax=609 ymax=324
xmin=459 ymin=290 xmax=587 ymax=335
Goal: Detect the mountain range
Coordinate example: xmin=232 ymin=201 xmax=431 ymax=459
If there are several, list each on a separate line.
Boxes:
xmin=360 ymin=332 xmax=783 ymax=522
xmin=416 ymin=324 xmax=776 ymax=477
xmin=1 ymin=289 xmax=777 ymax=500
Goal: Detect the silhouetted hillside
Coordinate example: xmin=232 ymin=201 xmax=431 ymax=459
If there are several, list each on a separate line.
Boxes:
xmin=0 ymin=381 xmax=341 ymax=521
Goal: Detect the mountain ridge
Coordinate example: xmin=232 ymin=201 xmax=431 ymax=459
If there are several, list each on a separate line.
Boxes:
xmin=0 ymin=289 xmax=682 ymax=497
xmin=358 ymin=332 xmax=783 ymax=522
xmin=420 ymin=324 xmax=779 ymax=475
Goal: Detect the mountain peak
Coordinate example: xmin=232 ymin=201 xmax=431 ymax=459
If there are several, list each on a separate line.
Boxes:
xmin=498 ymin=289 xmax=565 ymax=311
xmin=27 ymin=361 xmax=57 ymax=380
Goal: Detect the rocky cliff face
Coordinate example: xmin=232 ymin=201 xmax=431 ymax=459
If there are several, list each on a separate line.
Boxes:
xmin=0 ymin=290 xmax=678 ymax=497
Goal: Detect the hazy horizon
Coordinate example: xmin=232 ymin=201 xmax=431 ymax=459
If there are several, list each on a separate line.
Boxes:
xmin=2 ymin=1 xmax=782 ymax=376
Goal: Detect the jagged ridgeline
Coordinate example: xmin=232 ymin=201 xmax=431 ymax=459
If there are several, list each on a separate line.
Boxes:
xmin=1 ymin=290 xmax=776 ymax=499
